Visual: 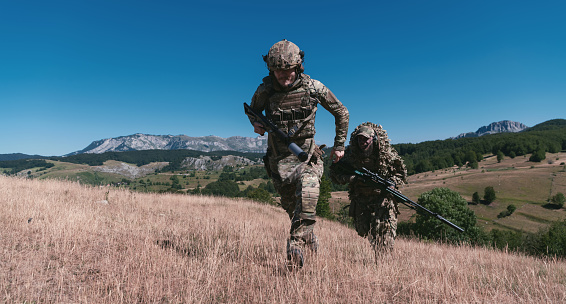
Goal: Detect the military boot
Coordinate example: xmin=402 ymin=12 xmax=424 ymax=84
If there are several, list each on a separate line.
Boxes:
xmin=286 ymin=239 xmax=304 ymax=270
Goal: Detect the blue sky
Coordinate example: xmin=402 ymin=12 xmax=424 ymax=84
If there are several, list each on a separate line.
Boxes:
xmin=1 ymin=0 xmax=565 ymax=156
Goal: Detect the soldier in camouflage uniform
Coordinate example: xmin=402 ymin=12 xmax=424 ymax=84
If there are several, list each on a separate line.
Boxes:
xmin=246 ymin=39 xmax=349 ymax=268
xmin=330 ymin=122 xmax=407 ymax=255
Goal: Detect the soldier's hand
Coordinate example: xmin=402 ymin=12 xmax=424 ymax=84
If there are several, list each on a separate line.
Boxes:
xmin=253 ymin=122 xmax=266 ymax=136
xmin=313 ymin=144 xmax=326 ymax=159
xmin=330 ymin=148 xmax=344 ymax=163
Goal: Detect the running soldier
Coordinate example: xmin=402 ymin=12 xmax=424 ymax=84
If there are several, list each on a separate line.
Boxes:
xmin=330 ymin=122 xmax=407 ymax=255
xmin=246 ymin=39 xmax=349 ymax=268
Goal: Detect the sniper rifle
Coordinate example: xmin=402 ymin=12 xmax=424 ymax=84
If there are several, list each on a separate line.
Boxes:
xmin=336 ymin=162 xmax=464 ymax=232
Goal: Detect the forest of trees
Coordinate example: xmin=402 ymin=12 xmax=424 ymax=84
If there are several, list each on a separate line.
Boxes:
xmin=394 ymin=119 xmax=566 ymax=174
xmin=0 ymin=159 xmax=54 ymax=175
xmin=48 ymin=149 xmax=263 ymax=169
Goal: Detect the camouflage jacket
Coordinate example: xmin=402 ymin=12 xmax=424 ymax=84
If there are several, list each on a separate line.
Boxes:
xmin=248 ymin=73 xmax=349 ymax=158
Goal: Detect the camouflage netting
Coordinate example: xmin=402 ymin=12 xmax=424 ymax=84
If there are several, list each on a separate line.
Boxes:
xmin=349 ymin=122 xmax=407 ymax=186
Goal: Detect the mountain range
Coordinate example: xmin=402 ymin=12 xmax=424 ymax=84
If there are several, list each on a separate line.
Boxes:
xmin=452 ymin=120 xmax=528 ymax=139
xmin=69 ymin=133 xmax=268 ymax=155
xmin=74 ymin=120 xmax=528 ymax=155
xmin=0 ymin=120 xmax=533 ymax=161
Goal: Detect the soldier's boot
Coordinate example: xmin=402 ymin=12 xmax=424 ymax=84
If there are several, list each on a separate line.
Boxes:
xmin=286 ymin=240 xmax=304 ymax=270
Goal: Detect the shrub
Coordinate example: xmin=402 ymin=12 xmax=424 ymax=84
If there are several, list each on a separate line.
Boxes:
xmin=469 ymin=161 xmax=478 ymax=169
xmin=246 ymin=188 xmax=274 ymax=205
xmin=527 ymin=219 xmax=566 ymax=257
xmin=497 ymin=205 xmax=516 ymax=218
xmin=483 ymin=186 xmax=496 ymax=204
xmin=497 ymin=151 xmax=504 ymax=163
xmin=551 ymin=193 xmax=565 ymax=208
xmin=489 ymin=229 xmax=525 ymax=251
xmin=201 ymin=180 xmax=240 ymax=197
xmin=472 ymin=192 xmax=480 ymax=205
xmin=410 ymin=187 xmax=484 ymax=244
xmin=507 ymin=204 xmax=517 ymax=213
xmin=529 ymin=148 xmax=546 ymax=162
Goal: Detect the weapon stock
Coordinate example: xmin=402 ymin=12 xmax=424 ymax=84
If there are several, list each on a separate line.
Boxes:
xmin=347 ymin=165 xmax=464 ymax=232
xmin=243 ymin=102 xmax=308 ymax=162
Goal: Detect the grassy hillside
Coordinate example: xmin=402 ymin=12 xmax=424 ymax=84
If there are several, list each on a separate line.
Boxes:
xmin=329 ymin=152 xmax=566 ymax=233
xmin=394 ymin=119 xmax=566 ymax=174
xmin=9 ymin=148 xmax=566 ymax=235
xmin=12 ymin=158 xmax=228 ymax=192
xmin=406 ymin=151 xmax=566 ymax=233
xmin=2 ymin=175 xmax=566 ymax=303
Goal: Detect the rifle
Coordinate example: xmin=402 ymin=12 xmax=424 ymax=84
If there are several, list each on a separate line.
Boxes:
xmin=338 ymin=164 xmax=464 ymax=232
xmin=244 ymin=102 xmax=308 ymax=162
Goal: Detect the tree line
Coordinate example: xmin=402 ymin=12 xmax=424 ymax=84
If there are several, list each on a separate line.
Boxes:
xmin=49 ymin=149 xmax=263 ymax=169
xmin=394 ymin=119 xmax=566 ymax=174
xmin=0 ymin=159 xmax=54 ymax=175
xmin=186 ymin=165 xmax=335 ymax=219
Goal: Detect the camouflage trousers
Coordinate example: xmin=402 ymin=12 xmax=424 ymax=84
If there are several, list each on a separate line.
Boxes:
xmin=269 ymin=147 xmax=323 ymax=251
xmin=350 ymin=195 xmax=399 ymax=253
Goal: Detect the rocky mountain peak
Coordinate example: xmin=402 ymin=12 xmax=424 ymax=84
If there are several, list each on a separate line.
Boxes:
xmin=453 ymin=120 xmax=528 ymax=139
xmin=69 ymin=134 xmax=267 ymax=155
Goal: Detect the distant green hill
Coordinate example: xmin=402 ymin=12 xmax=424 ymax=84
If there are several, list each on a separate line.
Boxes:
xmin=394 ymin=119 xmax=566 ymax=174
xmin=0 ymin=153 xmax=47 ymax=161
xmin=0 ymin=159 xmax=54 ymax=174
xmin=49 ymin=149 xmax=264 ymax=171
xmin=526 ymin=118 xmax=566 ymax=131
xmin=0 ymin=149 xmax=264 ymax=177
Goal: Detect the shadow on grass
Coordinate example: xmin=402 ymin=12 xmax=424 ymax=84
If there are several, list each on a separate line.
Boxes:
xmin=542 ymin=203 xmax=562 ymax=210
xmin=156 ymin=239 xmax=203 ymax=257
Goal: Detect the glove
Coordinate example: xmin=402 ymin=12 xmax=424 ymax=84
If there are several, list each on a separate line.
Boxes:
xmin=313 ymin=144 xmax=326 ymax=159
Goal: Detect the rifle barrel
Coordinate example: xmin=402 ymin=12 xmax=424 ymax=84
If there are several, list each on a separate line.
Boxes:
xmin=358 ymin=167 xmax=465 ymax=233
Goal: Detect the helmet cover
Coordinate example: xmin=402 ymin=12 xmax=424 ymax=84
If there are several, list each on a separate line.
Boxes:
xmin=263 ymin=39 xmax=304 ymax=71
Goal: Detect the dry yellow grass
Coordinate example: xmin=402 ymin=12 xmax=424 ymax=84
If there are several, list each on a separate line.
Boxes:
xmin=2 ymin=175 xmax=566 ymax=303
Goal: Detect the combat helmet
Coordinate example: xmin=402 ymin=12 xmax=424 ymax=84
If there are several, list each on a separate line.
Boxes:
xmin=263 ymin=39 xmax=304 ymax=72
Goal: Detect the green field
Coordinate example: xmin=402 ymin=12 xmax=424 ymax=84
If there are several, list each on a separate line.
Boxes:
xmin=391 ymin=152 xmax=566 ymax=233
xmin=20 ymin=159 xmax=249 ymax=194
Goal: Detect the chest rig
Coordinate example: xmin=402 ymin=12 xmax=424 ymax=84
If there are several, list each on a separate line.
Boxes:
xmin=266 ymin=79 xmax=318 ymax=140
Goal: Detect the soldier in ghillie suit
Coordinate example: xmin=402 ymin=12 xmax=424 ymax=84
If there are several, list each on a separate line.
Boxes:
xmin=246 ymin=40 xmax=349 ymax=268
xmin=330 ymin=122 xmax=407 ymax=255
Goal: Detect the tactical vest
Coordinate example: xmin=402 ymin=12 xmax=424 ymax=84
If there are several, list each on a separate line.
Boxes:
xmin=266 ymin=77 xmax=318 ymax=140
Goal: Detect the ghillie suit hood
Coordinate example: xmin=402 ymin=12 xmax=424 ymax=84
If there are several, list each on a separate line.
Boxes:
xmin=347 ymin=122 xmax=407 ymax=186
